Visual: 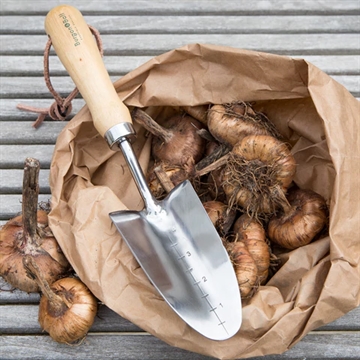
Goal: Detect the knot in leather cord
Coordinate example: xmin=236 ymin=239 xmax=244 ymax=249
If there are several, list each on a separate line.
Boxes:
xmin=48 ymin=101 xmax=73 ymax=121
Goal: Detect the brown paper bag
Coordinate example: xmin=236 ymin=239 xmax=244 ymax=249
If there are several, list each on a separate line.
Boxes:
xmin=48 ymin=44 xmax=360 ymax=359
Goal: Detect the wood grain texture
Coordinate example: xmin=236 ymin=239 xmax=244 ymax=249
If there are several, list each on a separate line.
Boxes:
xmin=1 ymin=76 xmax=359 ymax=99
xmin=2 ymin=34 xmax=360 ymax=56
xmin=0 ymin=56 xmax=153 ymax=76
xmin=0 ymin=145 xmax=55 ymax=168
xmin=0 ymin=122 xmax=66 ymax=144
xmin=0 ymin=304 xmax=142 ymax=333
xmin=0 ymin=194 xmax=51 ymax=220
xmin=0 ymin=99 xmax=83 ymax=120
xmin=0 ymin=1 xmax=359 ymax=359
xmin=1 ymin=0 xmax=359 ymax=15
xmin=0 ymin=277 xmax=40 ymax=303
xmin=0 ymin=332 xmax=359 ymax=359
xmin=0 ymin=169 xmax=50 ymax=193
xmin=1 ymin=55 xmax=359 ymax=77
xmin=0 ymin=303 xmax=359 ymax=333
xmin=1 ymin=334 xmax=213 ymax=360
xmin=0 ymin=77 xmax=116 ymax=98
xmin=2 ymin=15 xmax=359 ymax=34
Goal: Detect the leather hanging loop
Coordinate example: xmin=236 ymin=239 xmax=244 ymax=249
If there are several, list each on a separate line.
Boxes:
xmin=17 ymin=25 xmax=103 ymax=128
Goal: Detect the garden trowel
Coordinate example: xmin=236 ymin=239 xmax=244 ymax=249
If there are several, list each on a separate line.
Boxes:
xmin=45 ymin=4 xmax=242 ymax=340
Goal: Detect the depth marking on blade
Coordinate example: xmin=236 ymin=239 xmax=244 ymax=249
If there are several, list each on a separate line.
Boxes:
xmin=167 ymin=229 xmax=229 ymax=335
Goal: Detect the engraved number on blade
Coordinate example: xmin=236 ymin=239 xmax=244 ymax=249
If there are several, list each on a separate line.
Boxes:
xmin=169 ymin=230 xmax=228 ymax=333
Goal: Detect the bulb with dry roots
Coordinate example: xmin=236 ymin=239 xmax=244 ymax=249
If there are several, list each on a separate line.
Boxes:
xmin=181 ymin=104 xmax=209 ymax=125
xmin=23 ymin=256 xmax=98 ymax=344
xmin=233 ymin=214 xmax=271 ymax=284
xmin=207 ymin=102 xmax=281 ymax=147
xmin=206 ymin=167 xmax=227 ymax=203
xmin=132 ymin=108 xmax=206 ymax=167
xmin=225 ymin=241 xmax=258 ymax=299
xmin=0 ymin=158 xmax=70 ymax=293
xmin=222 ymin=134 xmax=297 ymax=217
xmin=147 ymin=162 xmax=189 ymax=199
xmin=203 ymin=201 xmax=236 ymax=236
xmin=267 ymin=188 xmax=328 ymax=249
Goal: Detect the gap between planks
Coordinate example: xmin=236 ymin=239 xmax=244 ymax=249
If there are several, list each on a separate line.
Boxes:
xmin=1 ymin=0 xmax=360 ymax=16
xmin=1 ymin=330 xmax=358 ymax=337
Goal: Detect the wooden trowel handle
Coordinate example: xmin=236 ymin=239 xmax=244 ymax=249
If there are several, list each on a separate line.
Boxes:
xmin=45 ymin=5 xmax=132 ymax=138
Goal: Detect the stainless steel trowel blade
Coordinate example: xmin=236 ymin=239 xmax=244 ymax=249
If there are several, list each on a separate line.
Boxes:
xmin=110 ymin=180 xmax=242 ymax=340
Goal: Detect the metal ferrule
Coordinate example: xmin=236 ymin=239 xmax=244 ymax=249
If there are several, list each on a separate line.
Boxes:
xmin=104 ymin=122 xmax=137 ymax=151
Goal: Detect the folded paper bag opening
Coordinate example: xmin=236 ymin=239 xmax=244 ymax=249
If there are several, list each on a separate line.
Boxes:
xmin=48 ymin=44 xmax=360 ymax=359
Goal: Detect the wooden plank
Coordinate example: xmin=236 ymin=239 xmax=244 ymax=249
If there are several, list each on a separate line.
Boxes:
xmin=0 ymin=169 xmax=50 ymax=193
xmin=1 ymin=75 xmax=359 ymax=99
xmin=0 ymin=98 xmax=83 ymax=121
xmin=1 ymin=55 xmax=359 ymax=77
xmin=1 ymin=0 xmax=359 ymax=15
xmin=0 ymin=3 xmax=358 ymax=359
xmin=0 ymin=305 xmax=141 ymax=333
xmin=1 ymin=15 xmax=359 ymax=34
xmin=1 ymin=333 xmax=212 ymax=360
xmin=3 ymin=87 xmax=360 ymax=121
xmin=1 ymin=34 xmax=359 ymax=56
xmin=0 ymin=303 xmax=359 ymax=334
xmin=294 ymin=55 xmax=360 ymax=75
xmin=1 ymin=303 xmax=60 ymax=333
xmin=0 ymin=145 xmax=55 ymax=168
xmin=317 ymin=307 xmax=360 ymax=331
xmin=0 ymin=332 xmax=359 ymax=359
xmin=2 ymin=268 xmax=360 ymax=331
xmin=0 ymin=278 xmax=40 ymax=303
xmin=331 ymin=75 xmax=360 ymax=97
xmin=0 ymin=122 xmax=66 ymax=144
xmin=276 ymin=332 xmax=360 ymax=359
xmin=0 ymin=194 xmax=51 ymax=220
xmin=0 ymin=56 xmax=153 ymax=76
xmin=0 ymin=77 xmax=116 ymax=98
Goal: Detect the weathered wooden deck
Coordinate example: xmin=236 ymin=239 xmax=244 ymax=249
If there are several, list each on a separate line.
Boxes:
xmin=1 ymin=1 xmax=359 ymax=359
